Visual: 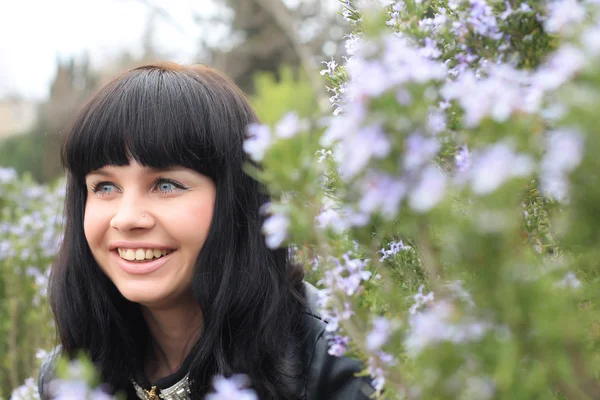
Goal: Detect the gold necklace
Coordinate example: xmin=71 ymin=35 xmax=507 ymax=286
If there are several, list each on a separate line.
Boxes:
xmin=144 ymin=386 xmax=159 ymax=400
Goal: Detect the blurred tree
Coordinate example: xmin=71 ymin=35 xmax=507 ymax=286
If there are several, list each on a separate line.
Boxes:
xmin=131 ymin=0 xmax=348 ymax=107
xmin=206 ymin=0 xmax=339 ymax=110
xmin=250 ymin=65 xmax=318 ymax=125
xmin=0 ymin=55 xmax=97 ymax=183
xmin=0 ymin=11 xmax=168 ymax=183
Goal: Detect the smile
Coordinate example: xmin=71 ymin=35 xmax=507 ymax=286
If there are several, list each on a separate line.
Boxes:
xmin=117 ymin=248 xmax=175 ymax=262
xmin=111 ymin=249 xmax=176 ymax=275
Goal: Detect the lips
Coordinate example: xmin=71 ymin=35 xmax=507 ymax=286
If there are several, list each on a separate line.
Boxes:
xmin=111 ymin=249 xmax=175 ymax=275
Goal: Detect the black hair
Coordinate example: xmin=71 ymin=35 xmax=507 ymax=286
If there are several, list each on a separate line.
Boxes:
xmin=48 ymin=63 xmax=306 ymax=399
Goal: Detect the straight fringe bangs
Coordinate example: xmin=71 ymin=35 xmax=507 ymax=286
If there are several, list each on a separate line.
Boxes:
xmin=63 ymin=64 xmax=257 ymax=182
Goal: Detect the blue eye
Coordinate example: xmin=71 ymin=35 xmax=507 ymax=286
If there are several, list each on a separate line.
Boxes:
xmin=92 ymin=182 xmax=116 ymax=196
xmin=155 ymin=178 xmax=186 ymax=193
xmin=99 ymin=184 xmax=114 ymax=192
xmin=157 ymin=181 xmax=176 ymax=192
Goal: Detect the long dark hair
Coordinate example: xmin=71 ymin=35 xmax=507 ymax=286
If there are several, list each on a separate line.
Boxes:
xmin=48 ymin=63 xmax=306 ymax=399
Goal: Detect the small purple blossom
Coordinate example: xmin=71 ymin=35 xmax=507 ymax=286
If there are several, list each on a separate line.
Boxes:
xmin=318 ymin=252 xmax=372 ymax=297
xmin=0 ymin=167 xmax=17 ymax=184
xmin=583 ymin=24 xmax=600 ymax=55
xmin=403 ymin=134 xmax=441 ymax=171
xmin=408 ymin=165 xmax=447 ymax=213
xmin=11 ymin=377 xmax=40 ymax=400
xmin=206 ymin=375 xmax=258 ymax=400
xmin=346 ymin=59 xmax=392 ymax=98
xmin=337 ymin=124 xmax=391 ymax=179
xmin=320 ymin=58 xmax=338 ymax=76
xmin=243 ymin=123 xmax=272 ymax=161
xmin=275 ymin=112 xmax=303 ymax=139
xmin=405 ymin=299 xmax=491 ymax=356
xmin=262 ymin=212 xmax=289 ymax=249
xmin=409 ymin=286 xmax=435 ymax=315
xmin=357 ymin=172 xmax=406 ymax=218
xmin=467 ymin=0 xmax=503 ymax=39
xmin=366 ymin=317 xmax=400 ymax=351
xmin=467 ymin=142 xmax=534 ymax=195
xmin=455 ymin=145 xmax=472 ymax=173
xmin=540 ymin=129 xmax=584 ymax=201
xmin=545 ymin=0 xmax=585 ymax=33
xmin=427 ymin=109 xmax=447 ymax=134
xmin=379 ymin=240 xmax=411 ymax=261
xmin=48 ymin=361 xmax=115 ymax=400
xmin=534 ymin=45 xmax=585 ymax=92
xmin=556 ymin=271 xmax=582 ymax=289
xmin=328 ymin=334 xmax=351 ymax=357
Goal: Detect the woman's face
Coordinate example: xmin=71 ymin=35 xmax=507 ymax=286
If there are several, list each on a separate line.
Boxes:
xmin=83 ymin=161 xmax=216 ymax=308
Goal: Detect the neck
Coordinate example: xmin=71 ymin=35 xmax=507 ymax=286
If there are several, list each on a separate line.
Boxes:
xmin=141 ymin=297 xmax=203 ymax=382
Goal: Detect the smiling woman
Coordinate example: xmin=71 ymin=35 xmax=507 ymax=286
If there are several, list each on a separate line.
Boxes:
xmin=38 ymin=63 xmax=375 ymax=400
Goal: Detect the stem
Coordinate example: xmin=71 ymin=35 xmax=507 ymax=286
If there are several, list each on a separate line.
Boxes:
xmin=416 ymin=222 xmax=442 ymax=290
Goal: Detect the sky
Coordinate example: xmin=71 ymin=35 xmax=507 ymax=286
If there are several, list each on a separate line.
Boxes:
xmin=0 ymin=0 xmax=219 ymax=100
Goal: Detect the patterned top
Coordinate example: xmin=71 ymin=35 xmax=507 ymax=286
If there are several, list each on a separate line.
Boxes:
xmin=131 ymin=374 xmax=191 ymax=400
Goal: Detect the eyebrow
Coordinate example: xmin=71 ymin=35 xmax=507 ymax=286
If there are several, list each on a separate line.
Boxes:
xmin=87 ymin=166 xmax=185 ymax=177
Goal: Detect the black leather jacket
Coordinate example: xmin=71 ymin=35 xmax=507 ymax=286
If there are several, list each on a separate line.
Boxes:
xmin=39 ymin=283 xmax=375 ymax=399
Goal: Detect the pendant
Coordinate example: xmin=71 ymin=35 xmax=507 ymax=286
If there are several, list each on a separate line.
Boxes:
xmin=144 ymin=386 xmax=159 ymax=400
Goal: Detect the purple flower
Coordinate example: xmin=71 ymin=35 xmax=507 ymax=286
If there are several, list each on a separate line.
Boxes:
xmin=320 ymin=58 xmax=338 ymax=76
xmin=556 ymin=271 xmax=582 ymax=289
xmin=206 ymin=375 xmax=258 ymax=400
xmin=467 ymin=0 xmax=503 ymax=39
xmin=468 ymin=142 xmax=534 ymax=195
xmin=318 ymin=252 xmax=372 ymax=297
xmin=455 ymin=145 xmax=472 ymax=173
xmin=540 ymin=129 xmax=584 ymax=202
xmin=534 ymin=45 xmax=585 ymax=91
xmin=419 ymin=37 xmax=442 ymax=59
xmin=583 ymin=24 xmax=600 ymax=55
xmin=262 ymin=212 xmax=289 ymax=249
xmin=408 ymin=165 xmax=447 ymax=213
xmin=366 ymin=317 xmax=400 ymax=351
xmin=337 ymin=124 xmax=391 ymax=179
xmin=328 ymin=335 xmax=350 ymax=357
xmin=275 ymin=112 xmax=303 ymax=139
xmin=357 ymin=172 xmax=406 ymax=218
xmin=403 ymin=134 xmax=441 ymax=171
xmin=405 ymin=299 xmax=491 ymax=356
xmin=409 ymin=285 xmax=435 ymax=315
xmin=539 ymin=128 xmax=584 ymax=202
xmin=379 ymin=240 xmax=411 ymax=261
xmin=545 ymin=0 xmax=585 ymax=33
xmin=243 ymin=123 xmax=272 ymax=161
xmin=0 ymin=167 xmax=17 ymax=184
xmin=11 ymin=377 xmax=40 ymax=400
xmin=427 ymin=109 xmax=447 ymax=134
xmin=347 ymin=59 xmax=392 ymax=98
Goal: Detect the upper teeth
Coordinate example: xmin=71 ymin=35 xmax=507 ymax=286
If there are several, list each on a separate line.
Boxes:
xmin=117 ymin=248 xmax=171 ymax=261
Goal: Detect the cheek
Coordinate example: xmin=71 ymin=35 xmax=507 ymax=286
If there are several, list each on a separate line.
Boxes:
xmin=169 ymin=198 xmax=215 ymax=246
xmin=83 ymin=200 xmax=110 ymax=248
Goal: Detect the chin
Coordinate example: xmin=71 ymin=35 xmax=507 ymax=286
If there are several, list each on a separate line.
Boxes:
xmin=115 ymin=281 xmax=170 ymax=307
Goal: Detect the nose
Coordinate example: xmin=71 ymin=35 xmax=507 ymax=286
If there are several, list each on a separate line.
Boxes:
xmin=109 ymin=194 xmax=155 ymax=232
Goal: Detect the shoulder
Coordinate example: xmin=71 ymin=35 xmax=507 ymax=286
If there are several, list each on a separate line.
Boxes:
xmin=299 ymin=282 xmax=376 ymax=400
xmin=38 ymin=345 xmax=62 ymax=400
